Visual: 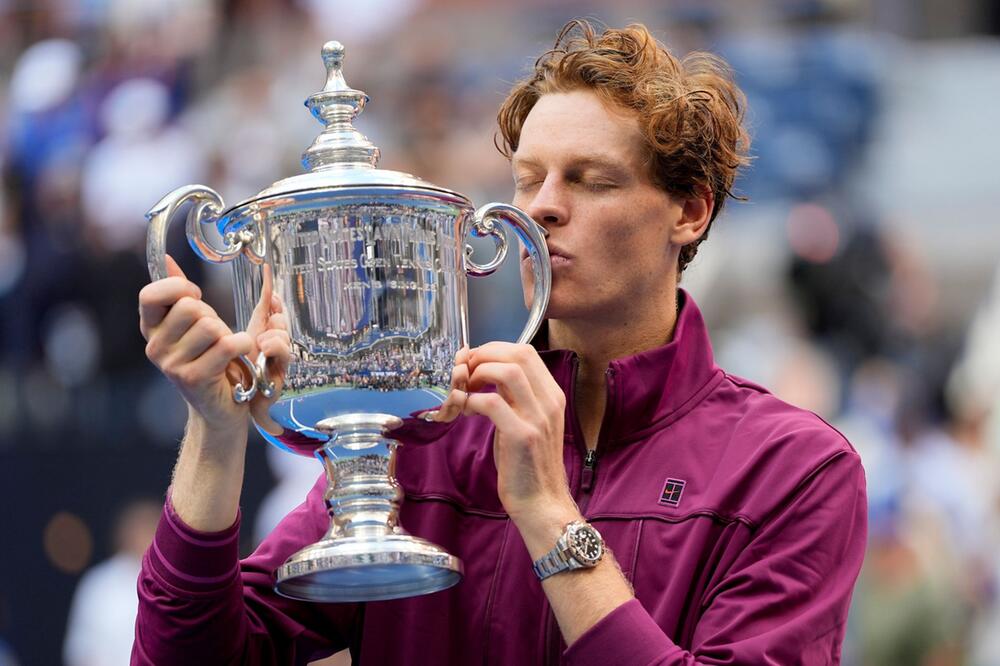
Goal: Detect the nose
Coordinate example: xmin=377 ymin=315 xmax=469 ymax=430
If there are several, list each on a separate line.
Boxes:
xmin=524 ymin=176 xmax=568 ymax=229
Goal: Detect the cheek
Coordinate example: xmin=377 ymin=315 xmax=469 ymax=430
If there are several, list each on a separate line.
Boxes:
xmin=591 ymin=211 xmax=672 ymax=272
xmin=592 ymin=217 xmax=644 ymax=260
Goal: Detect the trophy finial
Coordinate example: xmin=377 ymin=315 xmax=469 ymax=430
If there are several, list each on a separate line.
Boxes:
xmin=322 ymin=41 xmax=345 ymax=67
xmin=321 ymin=41 xmax=346 ymax=92
xmin=302 ymin=40 xmax=380 ymax=171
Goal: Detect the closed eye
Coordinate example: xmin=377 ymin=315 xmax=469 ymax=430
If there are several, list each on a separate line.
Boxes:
xmin=565 ymin=174 xmax=619 ymax=192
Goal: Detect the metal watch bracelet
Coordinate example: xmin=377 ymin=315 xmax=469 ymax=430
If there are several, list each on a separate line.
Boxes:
xmin=532 ymin=521 xmax=604 ymax=581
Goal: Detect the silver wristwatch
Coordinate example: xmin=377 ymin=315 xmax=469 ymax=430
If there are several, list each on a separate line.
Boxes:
xmin=532 ymin=521 xmax=605 ymax=581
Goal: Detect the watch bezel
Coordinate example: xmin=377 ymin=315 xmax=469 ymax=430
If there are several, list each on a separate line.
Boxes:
xmin=565 ymin=521 xmax=604 ymax=566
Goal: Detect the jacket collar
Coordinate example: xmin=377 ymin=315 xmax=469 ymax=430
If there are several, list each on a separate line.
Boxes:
xmin=535 ymin=289 xmax=722 ymax=449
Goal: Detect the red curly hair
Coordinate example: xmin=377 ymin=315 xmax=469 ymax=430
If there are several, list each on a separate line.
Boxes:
xmin=497 ymin=19 xmax=751 ymax=272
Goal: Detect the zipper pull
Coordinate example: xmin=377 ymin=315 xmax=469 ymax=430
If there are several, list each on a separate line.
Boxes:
xmin=581 ymin=449 xmax=598 ymax=493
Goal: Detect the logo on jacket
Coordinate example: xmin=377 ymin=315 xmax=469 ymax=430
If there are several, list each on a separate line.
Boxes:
xmin=658 ymin=478 xmax=687 ymax=507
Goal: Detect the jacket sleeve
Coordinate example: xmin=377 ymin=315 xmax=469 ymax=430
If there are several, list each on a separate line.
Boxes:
xmin=564 ymin=450 xmax=868 ymax=666
xmin=131 ymin=474 xmax=360 ymax=665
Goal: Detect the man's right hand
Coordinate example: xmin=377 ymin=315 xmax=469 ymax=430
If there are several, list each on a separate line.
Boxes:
xmin=139 ymin=254 xmax=278 ymax=531
xmin=139 ymin=255 xmax=255 ymax=434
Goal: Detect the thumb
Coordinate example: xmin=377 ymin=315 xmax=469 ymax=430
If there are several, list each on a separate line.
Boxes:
xmin=165 ymin=254 xmax=188 ymax=280
xmin=248 ymin=264 xmax=274 ymax=333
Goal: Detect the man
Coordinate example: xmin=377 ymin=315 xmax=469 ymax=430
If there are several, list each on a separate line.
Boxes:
xmin=134 ymin=20 xmax=866 ymax=665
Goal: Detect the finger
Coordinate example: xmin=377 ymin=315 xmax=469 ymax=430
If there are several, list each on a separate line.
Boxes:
xmin=451 ymin=347 xmax=471 ymax=390
xmin=158 ymin=330 xmax=253 ymax=392
xmin=443 ymin=347 xmax=474 ymax=415
xmin=161 ymin=315 xmax=233 ymax=366
xmin=138 ymin=278 xmax=203 ymax=336
xmin=261 ymin=264 xmax=273 ymax=312
xmin=225 ymin=360 xmax=245 ymax=387
xmin=190 ymin=331 xmax=255 ymax=380
xmin=266 ymin=311 xmax=289 ymax=334
xmin=248 ymin=264 xmax=274 ymax=332
xmin=466 ymin=361 xmax=537 ymax=412
xmin=165 ymin=254 xmax=187 ymax=280
xmin=468 ymin=342 xmax=559 ymax=407
xmin=468 ymin=342 xmax=550 ymax=381
xmin=426 ymin=347 xmax=471 ymax=422
xmin=256 ymin=329 xmax=291 ymax=363
xmin=434 ymin=386 xmax=468 ymax=422
xmin=256 ymin=327 xmax=290 ymax=347
xmin=152 ymin=297 xmax=226 ymax=352
xmin=462 ymin=392 xmax=526 ymax=437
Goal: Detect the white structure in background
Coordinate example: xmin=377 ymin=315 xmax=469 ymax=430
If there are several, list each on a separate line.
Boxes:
xmin=859 ymin=39 xmax=1000 ymax=296
xmin=63 ymin=553 xmax=144 ymax=666
xmin=64 ymin=502 xmax=160 ymax=666
xmin=80 ymin=77 xmax=206 ymax=252
xmin=254 ymin=445 xmax=324 ymax=547
xmin=7 ymin=38 xmax=82 ymax=114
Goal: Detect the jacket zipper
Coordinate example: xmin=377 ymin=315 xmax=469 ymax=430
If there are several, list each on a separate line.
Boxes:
xmin=543 ymin=362 xmax=613 ymax=665
xmin=577 ymin=366 xmax=614 ymax=508
xmin=580 ymin=449 xmax=598 ymax=493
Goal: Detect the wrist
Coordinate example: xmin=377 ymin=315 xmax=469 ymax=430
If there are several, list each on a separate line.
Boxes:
xmin=532 ymin=521 xmax=606 ymax=582
xmin=511 ymin=500 xmax=583 ymax=561
xmin=171 ymin=410 xmax=249 ymax=532
xmin=185 ymin=407 xmax=249 ymax=461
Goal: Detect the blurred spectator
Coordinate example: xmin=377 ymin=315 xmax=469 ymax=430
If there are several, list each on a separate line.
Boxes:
xmin=63 ymin=499 xmax=160 ymax=666
xmin=787 ymin=218 xmax=898 ymax=375
xmin=5 ymin=38 xmax=89 ymax=186
xmin=948 ymin=260 xmax=1000 ymax=664
xmin=850 ymin=518 xmax=967 ymax=666
xmin=949 ymin=259 xmax=1000 ymax=455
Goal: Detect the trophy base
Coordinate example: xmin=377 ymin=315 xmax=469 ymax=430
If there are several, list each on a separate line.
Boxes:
xmin=275 ymin=533 xmax=464 ymax=602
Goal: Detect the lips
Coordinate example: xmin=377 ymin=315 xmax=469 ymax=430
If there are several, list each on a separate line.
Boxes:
xmin=521 ymin=244 xmax=571 ymax=262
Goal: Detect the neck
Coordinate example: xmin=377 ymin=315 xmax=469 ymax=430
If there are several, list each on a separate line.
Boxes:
xmin=548 ymin=289 xmax=680 ymax=374
xmin=547 ymin=289 xmax=681 ymax=449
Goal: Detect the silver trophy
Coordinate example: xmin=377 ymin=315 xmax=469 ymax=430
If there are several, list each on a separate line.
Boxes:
xmin=145 ymin=41 xmax=551 ymax=602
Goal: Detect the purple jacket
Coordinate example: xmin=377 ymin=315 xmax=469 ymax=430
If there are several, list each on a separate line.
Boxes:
xmin=133 ymin=292 xmax=867 ymax=665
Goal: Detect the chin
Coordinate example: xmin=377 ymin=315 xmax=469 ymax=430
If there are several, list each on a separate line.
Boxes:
xmin=522 ymin=282 xmax=600 ymax=322
xmin=540 ymin=299 xmax=591 ymax=322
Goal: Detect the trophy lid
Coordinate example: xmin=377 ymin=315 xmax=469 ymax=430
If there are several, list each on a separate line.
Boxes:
xmin=238 ymin=41 xmax=467 ymax=207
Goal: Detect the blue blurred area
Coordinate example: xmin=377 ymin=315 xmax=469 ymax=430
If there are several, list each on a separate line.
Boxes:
xmin=2 ymin=1 xmax=1000 ymax=664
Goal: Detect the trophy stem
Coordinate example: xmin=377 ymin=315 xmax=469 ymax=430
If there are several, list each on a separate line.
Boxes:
xmin=275 ymin=413 xmax=463 ymax=603
xmin=316 ymin=414 xmax=405 ymax=539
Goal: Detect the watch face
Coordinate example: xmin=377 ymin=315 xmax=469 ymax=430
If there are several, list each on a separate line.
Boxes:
xmin=568 ymin=524 xmax=604 ymax=565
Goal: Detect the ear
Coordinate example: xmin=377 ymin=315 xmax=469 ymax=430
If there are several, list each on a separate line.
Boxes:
xmin=670 ymin=187 xmax=714 ymax=246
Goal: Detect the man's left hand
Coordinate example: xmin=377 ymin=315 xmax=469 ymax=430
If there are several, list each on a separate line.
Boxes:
xmin=438 ymin=342 xmax=578 ymax=525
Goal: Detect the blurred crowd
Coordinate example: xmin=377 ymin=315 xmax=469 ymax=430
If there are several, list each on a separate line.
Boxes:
xmin=2 ymin=1 xmax=1000 ymax=664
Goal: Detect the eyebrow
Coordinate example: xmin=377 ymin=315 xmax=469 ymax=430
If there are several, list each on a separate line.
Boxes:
xmin=512 ymin=155 xmax=633 ymax=179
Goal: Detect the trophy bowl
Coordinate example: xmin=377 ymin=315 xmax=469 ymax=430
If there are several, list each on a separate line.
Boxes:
xmin=145 ymin=41 xmax=551 ymax=602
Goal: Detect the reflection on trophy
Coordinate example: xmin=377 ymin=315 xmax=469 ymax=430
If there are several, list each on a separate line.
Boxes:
xmin=145 ymin=41 xmax=551 ymax=602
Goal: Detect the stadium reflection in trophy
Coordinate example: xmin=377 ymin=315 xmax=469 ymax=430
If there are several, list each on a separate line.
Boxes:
xmin=145 ymin=41 xmax=551 ymax=602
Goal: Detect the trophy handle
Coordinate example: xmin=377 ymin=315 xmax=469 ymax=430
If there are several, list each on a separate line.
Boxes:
xmin=465 ymin=203 xmax=552 ymax=344
xmin=145 ymin=184 xmax=274 ymax=404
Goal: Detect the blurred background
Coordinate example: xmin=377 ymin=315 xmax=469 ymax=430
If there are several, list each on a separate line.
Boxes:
xmin=1 ymin=0 xmax=999 ymax=664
